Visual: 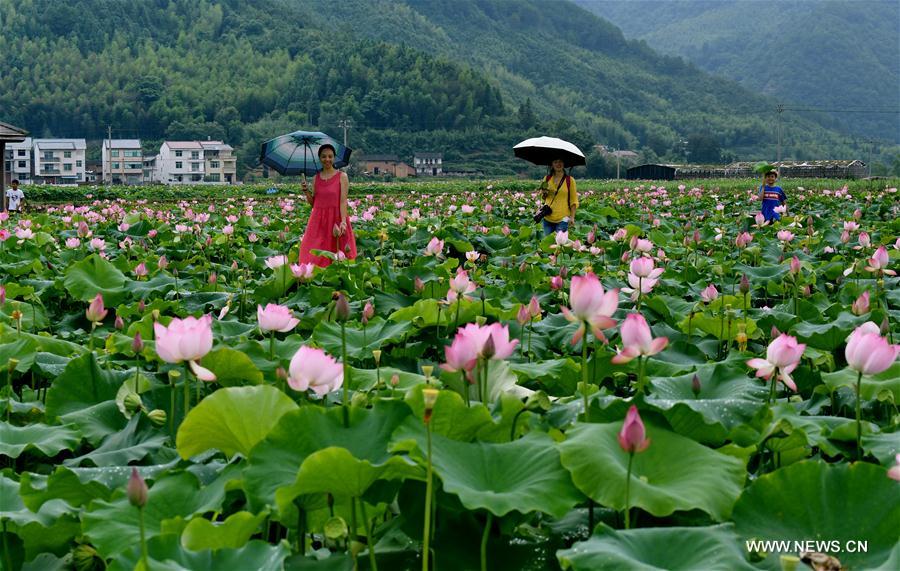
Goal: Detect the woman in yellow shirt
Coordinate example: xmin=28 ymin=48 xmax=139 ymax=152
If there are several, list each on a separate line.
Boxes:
xmin=539 ymin=158 xmax=578 ymax=236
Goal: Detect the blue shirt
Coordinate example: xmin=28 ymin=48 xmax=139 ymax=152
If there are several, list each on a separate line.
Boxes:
xmin=760 ymin=184 xmax=786 ymax=221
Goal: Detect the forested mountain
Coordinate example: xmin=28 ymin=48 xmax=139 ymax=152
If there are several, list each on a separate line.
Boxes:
xmin=574 ymin=0 xmax=900 ymax=144
xmin=0 ymin=0 xmax=893 ymax=177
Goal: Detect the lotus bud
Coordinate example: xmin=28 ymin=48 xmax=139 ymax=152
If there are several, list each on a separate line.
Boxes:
xmin=334 ymin=292 xmax=350 ymax=321
xmin=519 ymin=261 xmax=528 ymax=273
xmin=132 ymin=332 xmax=144 ymax=353
xmin=789 ymin=256 xmax=801 ymax=275
xmin=691 ymin=374 xmax=701 ymax=397
xmin=390 ymin=373 xmax=400 ymax=387
xmin=802 ymin=285 xmax=811 ymax=297
xmin=881 ymin=316 xmax=890 ymax=337
xmin=693 ymin=230 xmax=701 ymax=243
xmin=351 ymin=391 xmax=368 ymax=407
xmin=414 ymin=276 xmax=425 ymax=293
xmin=127 ymin=467 xmax=148 ymax=508
xmin=517 ymin=304 xmax=530 ymax=326
xmin=771 ymin=326 xmax=781 ymax=339
xmin=362 ymin=302 xmax=375 ymax=322
xmin=124 ymin=393 xmax=143 ymax=414
xmin=275 ymin=367 xmax=288 ymax=382
xmin=559 ymin=265 xmax=568 ymax=278
xmin=138 ymin=299 xmax=146 ymax=312
xmin=422 ymin=388 xmax=439 ymax=424
xmin=739 ymin=274 xmax=750 ymax=295
xmin=208 ymin=272 xmax=217 ymax=285
xmin=0 ymin=285 xmax=5 ymax=305
xmin=146 ymin=409 xmax=167 ymax=427
xmin=853 ymin=208 xmax=862 ymax=220
xmin=86 ymin=293 xmax=108 ymax=324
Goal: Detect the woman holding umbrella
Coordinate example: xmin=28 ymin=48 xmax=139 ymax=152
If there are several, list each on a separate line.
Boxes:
xmin=298 ymin=144 xmax=357 ymax=266
xmin=538 ymin=158 xmax=579 ymax=236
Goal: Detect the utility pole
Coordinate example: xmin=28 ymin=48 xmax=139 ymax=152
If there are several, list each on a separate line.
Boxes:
xmin=775 ymin=104 xmax=784 ymax=164
xmin=338 ymin=119 xmax=352 ymax=148
xmin=615 ymin=149 xmax=621 ymax=179
xmin=866 ymin=139 xmax=874 ymax=177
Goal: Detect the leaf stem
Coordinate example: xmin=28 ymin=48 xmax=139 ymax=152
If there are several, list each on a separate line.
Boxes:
xmin=480 ymin=512 xmax=493 ymax=571
xmin=422 ymin=421 xmax=434 ymax=571
xmin=624 ymin=452 xmax=634 ymax=529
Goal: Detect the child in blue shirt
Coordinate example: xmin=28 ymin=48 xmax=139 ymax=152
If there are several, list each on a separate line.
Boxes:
xmin=758 ymin=169 xmax=787 ymax=221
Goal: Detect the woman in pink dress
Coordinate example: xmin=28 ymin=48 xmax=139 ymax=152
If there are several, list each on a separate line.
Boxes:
xmin=299 ymin=144 xmax=357 ymax=267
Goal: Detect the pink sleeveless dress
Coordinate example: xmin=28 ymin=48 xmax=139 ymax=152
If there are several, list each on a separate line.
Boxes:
xmin=298 ymin=172 xmax=357 ymax=267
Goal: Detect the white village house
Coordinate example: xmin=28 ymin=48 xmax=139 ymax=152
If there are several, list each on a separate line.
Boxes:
xmin=147 ymin=140 xmax=238 ymax=184
xmin=33 ymin=139 xmax=86 ymax=184
xmin=102 ymin=139 xmax=144 ymax=184
xmin=3 ymin=136 xmax=33 ymax=184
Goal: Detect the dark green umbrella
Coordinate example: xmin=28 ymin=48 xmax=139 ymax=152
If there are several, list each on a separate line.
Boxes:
xmin=259 ymin=130 xmax=352 ymax=176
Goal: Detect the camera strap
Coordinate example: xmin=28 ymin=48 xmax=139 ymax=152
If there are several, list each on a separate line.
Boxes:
xmin=544 ymin=174 xmax=571 ymax=209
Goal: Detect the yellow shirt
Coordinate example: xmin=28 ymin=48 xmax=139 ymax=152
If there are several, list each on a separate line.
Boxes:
xmin=542 ymin=175 xmax=578 ymax=223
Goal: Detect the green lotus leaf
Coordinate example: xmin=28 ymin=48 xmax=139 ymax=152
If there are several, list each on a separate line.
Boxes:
xmin=82 ymin=471 xmax=225 ymax=557
xmin=391 ymin=422 xmax=582 ymax=518
xmin=0 ymin=421 xmax=81 ymax=459
xmin=45 ymin=352 xmax=130 ymax=419
xmin=199 ymin=347 xmax=264 ymax=386
xmin=180 ymin=510 xmax=269 ymax=551
xmin=275 ymin=447 xmax=422 ymax=514
xmin=793 ymin=311 xmax=868 ymax=351
xmin=244 ymin=400 xmax=412 ymax=511
xmin=65 ymin=414 xmax=170 ymax=467
xmin=822 ymin=363 xmax=900 ymax=402
xmin=312 ymin=316 xmax=413 ymax=361
xmin=733 ymin=461 xmax=900 ymax=569
xmin=558 ymin=421 xmax=746 ymax=520
xmin=646 ymin=361 xmax=768 ymax=444
xmin=176 ymin=385 xmax=298 ymax=459
xmin=862 ymin=431 xmax=900 ymax=466
xmin=109 ymin=535 xmax=290 ymax=571
xmin=557 ymin=523 xmax=756 ymax=570
xmin=63 ymin=253 xmax=130 ymax=306
xmin=0 ymin=301 xmax=49 ymax=331
xmin=404 ymin=384 xmax=494 ymax=441
xmin=18 ymin=467 xmax=113 ymax=511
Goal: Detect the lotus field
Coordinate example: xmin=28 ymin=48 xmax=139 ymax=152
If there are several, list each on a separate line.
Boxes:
xmin=2 ymin=180 xmax=900 ymax=571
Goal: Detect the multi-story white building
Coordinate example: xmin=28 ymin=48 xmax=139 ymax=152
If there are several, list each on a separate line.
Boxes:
xmin=151 ymin=140 xmax=238 ymax=184
xmin=102 ymin=139 xmax=143 ymax=184
xmin=414 ymin=152 xmax=443 ymax=176
xmin=200 ymin=140 xmax=237 ymax=184
xmin=155 ymin=141 xmax=205 ymax=184
xmin=33 ymin=139 xmax=86 ymax=184
xmin=3 ymin=137 xmax=33 ymax=184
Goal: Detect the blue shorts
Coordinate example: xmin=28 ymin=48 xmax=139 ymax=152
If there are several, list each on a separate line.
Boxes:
xmin=542 ymin=219 xmax=569 ymax=236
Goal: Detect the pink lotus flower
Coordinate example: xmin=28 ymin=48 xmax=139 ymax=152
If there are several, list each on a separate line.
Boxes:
xmin=362 ymin=301 xmax=375 ymax=322
xmin=735 ymin=232 xmax=753 ymax=248
xmin=843 ymin=221 xmax=859 ymax=232
xmin=858 ymin=232 xmax=871 ymax=248
xmin=134 ymin=262 xmax=148 ymax=278
xmin=65 ymin=237 xmax=80 ymax=248
xmin=845 ymin=322 xmax=900 ymax=375
xmin=554 ymin=231 xmax=570 ymax=248
xmin=789 ymin=256 xmax=801 ymax=275
xmin=865 ymin=246 xmax=896 ymax=275
xmin=290 ymin=263 xmax=315 ymax=280
xmin=158 ymin=255 xmax=169 ymax=270
xmin=424 ymin=237 xmax=444 ymax=256
xmin=528 ymin=295 xmax=541 ymax=318
xmin=154 ymin=315 xmax=216 ymax=381
xmin=561 ymin=272 xmax=619 ymax=345
xmin=85 ymin=293 xmax=108 ymax=323
xmin=776 ymin=230 xmax=795 ymax=242
xmin=888 ymin=454 xmax=900 ymax=482
xmin=287 ymin=346 xmax=343 ymax=397
xmin=754 ymin=213 xmax=767 ymax=227
xmin=746 ymin=333 xmax=806 ymax=391
xmin=611 ymin=228 xmax=628 ymax=242
xmin=623 ymin=271 xmax=660 ymax=301
xmin=611 ymin=313 xmax=668 ymax=364
xmin=851 ymin=291 xmax=870 ymax=316
xmin=257 ymin=303 xmax=300 ymax=333
xmin=222 ymin=225 xmax=234 ymax=236
xmin=700 ymin=284 xmax=718 ymax=303
xmin=441 ymin=323 xmax=519 ymax=373
xmin=618 ymin=405 xmax=650 ymax=453
xmin=447 ymin=268 xmax=477 ymax=303
xmin=516 ymin=304 xmax=530 ymax=326
xmin=265 ymin=255 xmax=289 ymax=269
xmin=466 ymin=250 xmax=480 ymax=263
xmin=127 ymin=467 xmax=148 ymax=508
xmin=631 ymin=237 xmax=653 ymax=253
xmin=629 ymin=256 xmax=663 ymax=279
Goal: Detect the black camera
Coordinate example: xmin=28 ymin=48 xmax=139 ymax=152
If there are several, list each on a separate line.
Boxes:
xmin=533 ymin=204 xmax=552 ymax=223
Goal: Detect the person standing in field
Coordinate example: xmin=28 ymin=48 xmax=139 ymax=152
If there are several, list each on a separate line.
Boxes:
xmin=6 ymin=179 xmax=25 ymax=213
xmin=298 ymin=144 xmax=357 ymax=267
xmin=539 ymin=158 xmax=578 ymax=236
xmin=758 ymin=169 xmax=787 ymax=221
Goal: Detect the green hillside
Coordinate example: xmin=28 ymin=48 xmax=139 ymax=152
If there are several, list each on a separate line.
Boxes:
xmin=0 ymin=0 xmax=892 ymax=177
xmin=574 ymin=0 xmax=900 ymax=144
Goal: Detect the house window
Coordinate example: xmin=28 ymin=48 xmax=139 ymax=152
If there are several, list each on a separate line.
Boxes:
xmin=210 ymin=161 xmax=219 ymax=168
xmin=374 ymin=167 xmax=380 ymax=174
xmin=18 ymin=161 xmax=26 ymax=168
xmin=191 ymin=151 xmax=199 ymax=159
xmin=191 ymin=162 xmax=200 ymax=172
xmin=76 ymin=160 xmax=82 ymax=167
xmin=17 ymin=150 xmax=25 ymax=157
xmin=175 ymin=150 xmax=183 ymax=157
xmin=175 ymin=161 xmax=183 ymax=169
xmin=207 ymin=173 xmax=220 ymax=182
xmin=191 ymin=174 xmax=202 ymax=182
xmin=112 ymin=162 xmax=120 ymax=169
xmin=127 ymin=163 xmax=142 ymax=169
xmin=64 ymin=163 xmax=73 ymax=171
xmin=43 ymin=152 xmax=54 ymax=160
xmin=110 ymin=150 xmax=118 ymax=157
xmin=126 ymin=150 xmax=141 ymax=157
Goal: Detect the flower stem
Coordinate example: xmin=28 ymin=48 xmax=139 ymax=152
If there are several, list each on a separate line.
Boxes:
xmin=269 ymin=330 xmax=276 ymax=361
xmin=581 ymin=325 xmax=590 ymax=422
xmin=360 ymin=499 xmax=378 ymax=571
xmin=341 ymin=321 xmax=349 ymax=428
xmin=855 ymin=370 xmax=863 ymax=460
xmin=636 ymin=357 xmax=646 ymax=395
xmin=768 ymin=371 xmax=778 ymax=405
xmin=183 ymin=362 xmax=191 ymax=421
xmin=138 ymin=506 xmax=149 ymax=569
xmin=422 ymin=422 xmax=434 ymax=571
xmin=480 ymin=512 xmax=493 ymax=571
xmin=624 ymin=452 xmax=634 ymax=529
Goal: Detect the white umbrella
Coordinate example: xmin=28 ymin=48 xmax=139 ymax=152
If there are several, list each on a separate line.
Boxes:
xmin=513 ymin=136 xmax=586 ymax=167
